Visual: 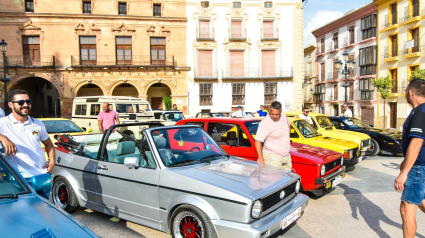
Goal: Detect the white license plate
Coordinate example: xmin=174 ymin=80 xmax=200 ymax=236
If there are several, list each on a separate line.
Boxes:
xmin=282 ymin=207 xmax=301 ymax=230
xmin=358 ymin=156 xmax=363 ymax=163
xmin=332 ymin=175 xmax=342 ymax=188
xmin=362 ymin=146 xmax=368 ymax=151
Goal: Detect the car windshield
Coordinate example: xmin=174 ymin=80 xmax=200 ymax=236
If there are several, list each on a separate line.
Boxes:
xmin=151 ymin=127 xmax=226 ymax=167
xmin=164 ymin=112 xmax=185 ymax=122
xmin=116 ymin=104 xmax=150 ymax=113
xmin=244 ymin=120 xmax=261 ymax=139
xmin=211 ymin=113 xmax=225 ymax=117
xmin=42 ymin=120 xmax=84 ymax=133
xmin=315 ymin=116 xmax=334 ymax=130
xmin=0 ymin=157 xmax=30 ymax=197
xmin=293 ymin=120 xmax=319 ymax=138
xmin=343 ymin=118 xmax=371 ymax=129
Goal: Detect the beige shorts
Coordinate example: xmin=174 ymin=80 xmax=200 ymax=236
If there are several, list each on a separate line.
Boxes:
xmin=263 ymin=150 xmax=292 ymax=172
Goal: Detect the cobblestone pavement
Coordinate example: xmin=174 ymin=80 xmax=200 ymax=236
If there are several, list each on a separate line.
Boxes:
xmin=71 ymin=155 xmax=425 ymax=238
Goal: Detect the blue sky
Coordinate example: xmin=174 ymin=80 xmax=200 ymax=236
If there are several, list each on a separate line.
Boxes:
xmin=303 ymin=0 xmax=373 ymax=47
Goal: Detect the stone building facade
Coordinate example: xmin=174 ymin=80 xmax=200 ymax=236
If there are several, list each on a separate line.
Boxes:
xmin=0 ymin=0 xmax=189 ymax=118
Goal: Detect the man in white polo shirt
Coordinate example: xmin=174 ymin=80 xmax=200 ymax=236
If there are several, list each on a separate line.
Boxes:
xmin=0 ymin=89 xmax=55 ymax=198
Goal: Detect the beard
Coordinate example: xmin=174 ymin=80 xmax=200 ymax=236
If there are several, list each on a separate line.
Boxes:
xmin=12 ymin=104 xmax=31 ymax=117
xmin=406 ymin=93 xmax=413 ymax=107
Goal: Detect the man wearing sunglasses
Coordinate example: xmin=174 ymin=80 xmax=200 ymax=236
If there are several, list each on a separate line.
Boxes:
xmin=343 ymin=103 xmax=353 ymax=118
xmin=0 ymin=89 xmax=55 ymax=198
xmin=298 ymin=107 xmax=314 ymax=126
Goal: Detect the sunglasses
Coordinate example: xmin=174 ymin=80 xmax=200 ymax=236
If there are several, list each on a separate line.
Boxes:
xmin=11 ymin=99 xmax=32 ymax=106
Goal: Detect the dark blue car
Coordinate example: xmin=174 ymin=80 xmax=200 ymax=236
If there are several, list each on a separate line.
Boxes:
xmin=0 ymin=155 xmax=99 ymax=238
xmin=328 ymin=117 xmax=402 ymax=156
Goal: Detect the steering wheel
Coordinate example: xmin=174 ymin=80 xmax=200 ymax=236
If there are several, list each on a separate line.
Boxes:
xmin=189 ymin=147 xmax=201 ymax=152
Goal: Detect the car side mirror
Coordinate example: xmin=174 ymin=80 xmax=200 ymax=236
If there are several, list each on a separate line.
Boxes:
xmin=227 ymin=140 xmax=237 ymax=147
xmin=290 ymin=129 xmax=295 ymax=134
xmin=124 ymin=157 xmax=139 ymax=167
xmin=87 ymin=128 xmax=93 ymax=133
xmin=30 ymin=173 xmax=51 ymax=192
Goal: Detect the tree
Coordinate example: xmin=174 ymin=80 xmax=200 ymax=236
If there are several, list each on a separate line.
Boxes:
xmin=410 ymin=68 xmax=425 ymax=80
xmin=162 ymin=95 xmax=172 ymax=110
xmin=372 ymin=76 xmax=393 ymax=129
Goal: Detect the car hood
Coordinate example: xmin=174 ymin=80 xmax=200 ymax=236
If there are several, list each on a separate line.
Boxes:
xmin=333 ymin=129 xmax=371 ymax=140
xmin=290 ymin=142 xmax=342 ymax=165
xmin=162 ymin=158 xmax=299 ymax=200
xmin=360 ymin=128 xmax=402 ymax=139
xmin=0 ymin=194 xmax=97 ymax=238
xmin=308 ymin=136 xmax=358 ymax=154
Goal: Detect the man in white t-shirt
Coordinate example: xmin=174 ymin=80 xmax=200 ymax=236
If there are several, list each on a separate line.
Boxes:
xmin=0 ymin=107 xmax=5 ymax=118
xmin=298 ymin=107 xmax=314 ymax=126
xmin=343 ymin=103 xmax=353 ymax=118
xmin=0 ymin=89 xmax=55 ymax=199
xmin=232 ymin=106 xmax=247 ymax=118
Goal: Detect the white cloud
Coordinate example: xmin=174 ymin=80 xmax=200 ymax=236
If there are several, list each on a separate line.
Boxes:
xmin=304 ymin=10 xmax=344 ymax=47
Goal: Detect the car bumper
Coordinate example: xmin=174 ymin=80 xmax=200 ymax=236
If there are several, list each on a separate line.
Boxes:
xmin=212 ymin=193 xmax=309 ymax=238
xmin=311 ymin=166 xmax=346 ymax=196
xmin=314 ymin=166 xmax=346 ymax=185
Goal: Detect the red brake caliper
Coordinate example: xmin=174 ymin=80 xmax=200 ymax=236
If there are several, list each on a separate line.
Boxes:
xmin=58 ymin=185 xmax=68 ymax=204
xmin=180 ymin=216 xmax=201 ymax=238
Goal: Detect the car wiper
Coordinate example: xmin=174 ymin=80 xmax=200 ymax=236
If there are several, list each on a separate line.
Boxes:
xmin=200 ymin=154 xmax=229 ymax=161
xmin=169 ymin=159 xmax=205 ymax=167
xmin=0 ymin=194 xmax=19 ymax=199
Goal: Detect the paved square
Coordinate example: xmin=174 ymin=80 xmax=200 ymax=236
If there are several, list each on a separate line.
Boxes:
xmin=71 ymin=156 xmax=425 ymax=237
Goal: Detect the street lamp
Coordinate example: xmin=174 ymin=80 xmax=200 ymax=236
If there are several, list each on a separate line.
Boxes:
xmin=0 ymin=40 xmax=9 ymax=115
xmin=335 ymin=50 xmax=355 ymax=104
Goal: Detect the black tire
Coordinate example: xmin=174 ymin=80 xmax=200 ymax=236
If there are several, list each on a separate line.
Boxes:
xmin=366 ymin=139 xmax=380 ymax=156
xmin=52 ymin=177 xmax=80 ymax=213
xmin=170 ymin=205 xmax=217 ymax=238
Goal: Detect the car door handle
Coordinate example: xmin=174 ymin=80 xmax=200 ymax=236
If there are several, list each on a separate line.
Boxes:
xmin=97 ymin=165 xmax=108 ymax=171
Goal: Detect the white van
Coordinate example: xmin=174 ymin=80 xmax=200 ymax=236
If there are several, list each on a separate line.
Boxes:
xmin=72 ymin=96 xmax=162 ymax=133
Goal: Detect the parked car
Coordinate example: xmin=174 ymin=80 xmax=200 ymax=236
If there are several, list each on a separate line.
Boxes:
xmin=51 ymin=123 xmax=309 ymax=238
xmin=284 ymin=112 xmax=372 ymax=157
xmin=0 ymin=154 xmax=99 ymax=238
xmin=195 ymin=112 xmax=226 ymax=118
xmin=177 ymin=118 xmax=346 ymax=196
xmin=328 ymin=116 xmax=403 ymax=156
xmin=153 ymin=110 xmax=185 ymax=125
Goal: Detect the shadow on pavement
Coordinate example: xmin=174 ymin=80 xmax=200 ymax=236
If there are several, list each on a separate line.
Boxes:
xmin=381 ymin=162 xmax=400 ymax=170
xmin=340 ymin=184 xmax=425 ymax=238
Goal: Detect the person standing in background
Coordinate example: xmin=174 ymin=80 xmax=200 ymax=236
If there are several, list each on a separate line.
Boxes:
xmin=98 ymin=102 xmax=120 ymax=133
xmin=343 ymin=103 xmax=353 ymax=118
xmin=232 ymin=106 xmax=247 ymax=117
xmin=254 ymin=105 xmax=268 ymax=117
xmin=298 ymin=107 xmax=314 ymax=126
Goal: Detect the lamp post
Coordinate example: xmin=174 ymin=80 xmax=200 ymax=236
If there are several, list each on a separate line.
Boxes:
xmin=0 ymin=40 xmax=9 ymax=115
xmin=335 ymin=51 xmax=355 ymax=105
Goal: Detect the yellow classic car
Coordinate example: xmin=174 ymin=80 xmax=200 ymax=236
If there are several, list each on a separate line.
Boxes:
xmin=38 ymin=118 xmax=92 ymax=160
xmin=289 ymin=118 xmax=361 ymax=168
xmin=285 ymin=112 xmax=372 ymax=156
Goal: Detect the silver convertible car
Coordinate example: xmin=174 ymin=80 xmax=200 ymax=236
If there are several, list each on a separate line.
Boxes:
xmin=51 ymin=123 xmax=309 ymax=238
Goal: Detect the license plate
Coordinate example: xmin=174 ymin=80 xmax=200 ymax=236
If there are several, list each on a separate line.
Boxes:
xmin=332 ymin=175 xmax=342 ymax=188
xmin=282 ymin=207 xmax=301 ymax=230
xmin=358 ymin=156 xmax=363 ymax=163
xmin=362 ymin=146 xmax=368 ymax=151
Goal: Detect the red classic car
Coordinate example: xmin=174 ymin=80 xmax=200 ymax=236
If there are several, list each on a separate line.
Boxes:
xmin=177 ymin=117 xmax=346 ymax=196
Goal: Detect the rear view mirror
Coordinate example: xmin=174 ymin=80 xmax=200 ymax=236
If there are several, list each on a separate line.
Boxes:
xmin=30 ymin=173 xmax=52 ymax=192
xmin=124 ymin=157 xmax=138 ymax=167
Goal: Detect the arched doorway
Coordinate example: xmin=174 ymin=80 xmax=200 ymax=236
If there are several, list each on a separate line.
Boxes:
xmin=76 ymin=84 xmax=104 ymax=96
xmin=9 ymin=77 xmax=61 ymax=118
xmin=147 ymin=83 xmax=171 ymax=109
xmin=112 ymin=83 xmax=138 ymax=97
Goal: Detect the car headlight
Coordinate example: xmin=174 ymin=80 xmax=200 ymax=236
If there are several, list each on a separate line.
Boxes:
xmin=320 ymin=164 xmax=326 ymax=176
xmin=251 ymin=200 xmax=263 ymax=219
xmin=343 ymin=150 xmax=353 ymax=159
xmin=341 ymin=157 xmax=344 ymax=166
xmin=295 ymin=180 xmax=300 ymax=193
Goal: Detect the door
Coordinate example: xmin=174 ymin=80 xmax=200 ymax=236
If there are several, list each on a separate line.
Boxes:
xmin=334 ymin=104 xmax=339 ymax=116
xmin=150 ymin=38 xmax=166 ymax=65
xmin=207 ymin=122 xmax=255 ymax=160
xmin=151 ymin=97 xmax=163 ymax=109
xmin=22 ymin=36 xmax=40 ymax=66
xmin=361 ymin=106 xmax=374 ymax=126
xmin=390 ymin=102 xmax=397 ymax=128
xmin=94 ymin=130 xmax=161 ymax=229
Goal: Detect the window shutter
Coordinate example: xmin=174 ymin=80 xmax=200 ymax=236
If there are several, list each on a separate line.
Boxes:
xmin=198 ymin=50 xmax=213 ymax=77
xmin=199 ymin=20 xmax=210 ymax=38
xmin=262 ymin=50 xmax=275 ymax=77
xmin=263 ymin=21 xmax=274 ymax=38
xmin=230 ymin=51 xmax=244 ymax=77
xmin=231 ymin=21 xmax=242 ymax=38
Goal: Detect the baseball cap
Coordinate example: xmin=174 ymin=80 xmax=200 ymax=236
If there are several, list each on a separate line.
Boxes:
xmin=238 ymin=106 xmax=241 ymax=109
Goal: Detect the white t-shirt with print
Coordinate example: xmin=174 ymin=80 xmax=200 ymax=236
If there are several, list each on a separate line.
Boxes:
xmin=298 ymin=114 xmax=314 ymax=125
xmin=344 ymin=109 xmax=353 ymax=118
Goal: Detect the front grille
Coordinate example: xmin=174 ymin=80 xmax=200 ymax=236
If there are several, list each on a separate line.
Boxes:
xmin=325 ymin=157 xmax=342 ymax=172
xmin=353 ymin=148 xmax=359 ymax=157
xmin=260 ymin=181 xmax=297 ymax=212
xmin=361 ymin=139 xmax=371 ymax=148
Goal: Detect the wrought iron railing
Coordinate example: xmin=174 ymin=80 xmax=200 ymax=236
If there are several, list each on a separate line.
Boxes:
xmin=0 ymin=55 xmax=55 ymax=67
xmin=341 ymin=37 xmax=348 ymax=47
xmin=197 ymin=27 xmax=215 ymax=40
xmin=194 ymin=68 xmax=218 ymax=79
xmin=326 ymin=72 xmax=333 ymax=81
xmin=402 ymin=41 xmax=421 ymax=55
xmin=71 ymin=55 xmax=177 ymax=66
xmin=229 ymin=28 xmax=247 ymax=40
xmin=333 ymin=70 xmax=339 ymax=80
xmin=221 ymin=67 xmax=293 ymax=79
xmin=401 ymin=6 xmax=420 ymax=22
xmin=261 ymin=28 xmax=278 ymax=40
xmin=383 ymin=45 xmax=399 ymax=59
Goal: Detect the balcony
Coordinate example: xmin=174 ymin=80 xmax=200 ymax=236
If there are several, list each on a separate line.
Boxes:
xmin=361 ymin=91 xmax=374 ymax=100
xmin=317 ymin=45 xmax=325 ymax=55
xmin=221 ymin=67 xmax=293 ymax=79
xmin=380 ymin=15 xmax=398 ymax=32
xmin=194 ymin=68 xmax=218 ymax=80
xmin=326 ymin=72 xmax=333 ymax=81
xmin=400 ymin=7 xmax=421 ymax=25
xmin=341 ymin=37 xmax=348 ymax=48
xmin=328 ymin=42 xmax=337 ymax=53
xmin=383 ymin=45 xmax=399 ymax=62
xmin=402 ymin=41 xmax=421 ymax=58
xmin=0 ymin=55 xmax=55 ymax=67
xmin=261 ymin=28 xmax=278 ymax=40
xmin=320 ymin=73 xmax=325 ymax=82
xmin=229 ymin=28 xmax=247 ymax=41
xmin=70 ymin=55 xmax=178 ymax=67
xmin=196 ymin=27 xmax=215 ymax=41
xmin=304 ymin=70 xmax=312 ymax=79
xmin=329 ymin=93 xmax=338 ymax=101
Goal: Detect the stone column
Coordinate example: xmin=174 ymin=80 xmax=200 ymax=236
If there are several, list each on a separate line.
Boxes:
xmin=59 ymin=97 xmax=74 ymax=119
xmin=293 ymin=4 xmax=304 ymax=111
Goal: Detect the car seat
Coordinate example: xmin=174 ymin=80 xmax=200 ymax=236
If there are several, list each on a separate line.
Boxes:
xmin=226 ymin=131 xmax=237 ymax=146
xmin=154 ymin=137 xmax=174 ymax=166
xmin=111 ymin=141 xmax=142 ymax=165
xmin=122 ymin=130 xmax=136 ymax=139
xmin=212 ymin=133 xmax=226 ymax=145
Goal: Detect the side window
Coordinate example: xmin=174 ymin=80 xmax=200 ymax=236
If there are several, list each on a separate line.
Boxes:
xmin=75 ymin=104 xmax=87 ymax=115
xmin=207 ymin=122 xmax=250 ymax=147
xmin=73 ymin=134 xmax=104 ymax=160
xmin=139 ymin=135 xmax=157 ymax=169
xmin=90 ymin=104 xmax=101 ymax=116
xmin=290 ymin=125 xmax=299 ymax=138
xmin=184 ymin=122 xmax=205 ymax=129
xmin=311 ymin=118 xmax=319 ymax=129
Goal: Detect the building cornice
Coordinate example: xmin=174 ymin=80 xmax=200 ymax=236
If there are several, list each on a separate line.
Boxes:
xmin=312 ymin=3 xmax=377 ymax=38
xmin=0 ymin=12 xmax=188 ymax=22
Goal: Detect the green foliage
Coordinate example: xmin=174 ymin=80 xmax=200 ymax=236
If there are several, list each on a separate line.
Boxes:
xmin=372 ymin=76 xmax=393 ymax=100
xmin=162 ymin=96 xmax=172 ymax=110
xmin=410 ymin=68 xmax=425 ymax=80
